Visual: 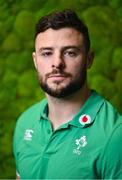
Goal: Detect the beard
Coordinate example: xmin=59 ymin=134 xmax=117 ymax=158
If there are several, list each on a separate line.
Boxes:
xmin=37 ymin=68 xmax=87 ymax=98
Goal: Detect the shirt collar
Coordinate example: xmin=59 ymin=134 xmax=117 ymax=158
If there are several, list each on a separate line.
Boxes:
xmin=39 ymin=99 xmax=48 ymax=120
xmin=69 ymin=90 xmax=104 ymax=128
xmin=39 ymin=90 xmax=105 ymax=128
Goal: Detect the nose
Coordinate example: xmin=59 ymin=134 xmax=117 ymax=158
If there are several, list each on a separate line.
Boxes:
xmin=52 ymin=53 xmax=65 ymax=69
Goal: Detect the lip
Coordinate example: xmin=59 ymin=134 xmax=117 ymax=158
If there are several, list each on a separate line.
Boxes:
xmin=48 ymin=74 xmax=67 ymax=81
xmin=49 ymin=74 xmax=65 ymax=77
xmin=48 ymin=73 xmax=67 ymax=78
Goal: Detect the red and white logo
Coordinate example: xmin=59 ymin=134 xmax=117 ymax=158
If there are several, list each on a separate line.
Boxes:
xmin=79 ymin=114 xmax=91 ymax=125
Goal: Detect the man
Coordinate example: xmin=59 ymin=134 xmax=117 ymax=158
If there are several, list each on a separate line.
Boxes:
xmin=13 ymin=9 xmax=122 ymax=179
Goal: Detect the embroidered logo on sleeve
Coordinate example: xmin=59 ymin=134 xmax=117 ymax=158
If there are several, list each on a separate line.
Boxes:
xmin=73 ymin=135 xmax=87 ymax=155
xmin=24 ymin=129 xmax=34 ymax=141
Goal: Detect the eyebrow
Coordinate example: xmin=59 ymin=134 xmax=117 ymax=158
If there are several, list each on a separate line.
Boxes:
xmin=61 ymin=46 xmax=82 ymax=51
xmin=38 ymin=45 xmax=82 ymax=52
xmin=39 ymin=47 xmax=53 ymax=52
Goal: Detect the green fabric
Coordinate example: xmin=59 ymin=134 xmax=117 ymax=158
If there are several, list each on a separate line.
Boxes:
xmin=13 ymin=90 xmax=122 ymax=179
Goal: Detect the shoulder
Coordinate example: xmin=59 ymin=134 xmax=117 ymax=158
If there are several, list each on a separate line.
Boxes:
xmin=91 ymin=91 xmax=122 ymax=124
xmin=16 ymin=98 xmax=47 ymax=127
xmin=19 ymin=98 xmax=47 ymax=118
xmin=97 ymin=96 xmax=122 ymax=126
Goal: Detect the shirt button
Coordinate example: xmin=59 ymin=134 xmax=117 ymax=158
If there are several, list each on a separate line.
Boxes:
xmin=47 ymin=129 xmax=51 ymax=134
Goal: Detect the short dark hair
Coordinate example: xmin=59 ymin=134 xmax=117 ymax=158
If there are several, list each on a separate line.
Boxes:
xmin=35 ymin=9 xmax=90 ymax=52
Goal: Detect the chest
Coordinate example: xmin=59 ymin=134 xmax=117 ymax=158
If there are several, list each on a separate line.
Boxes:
xmin=16 ymin=126 xmax=103 ymax=179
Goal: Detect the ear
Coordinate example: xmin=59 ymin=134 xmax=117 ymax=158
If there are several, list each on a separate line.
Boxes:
xmin=86 ymin=50 xmax=94 ymax=69
xmin=32 ymin=52 xmax=37 ymax=69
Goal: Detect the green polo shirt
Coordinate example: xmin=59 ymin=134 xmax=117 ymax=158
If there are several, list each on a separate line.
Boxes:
xmin=13 ymin=90 xmax=122 ymax=179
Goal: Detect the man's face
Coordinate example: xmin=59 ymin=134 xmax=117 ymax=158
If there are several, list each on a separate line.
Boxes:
xmin=33 ymin=28 xmax=93 ymax=98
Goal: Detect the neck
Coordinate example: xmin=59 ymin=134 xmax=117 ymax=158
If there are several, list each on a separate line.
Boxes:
xmin=46 ymin=85 xmax=91 ymax=130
